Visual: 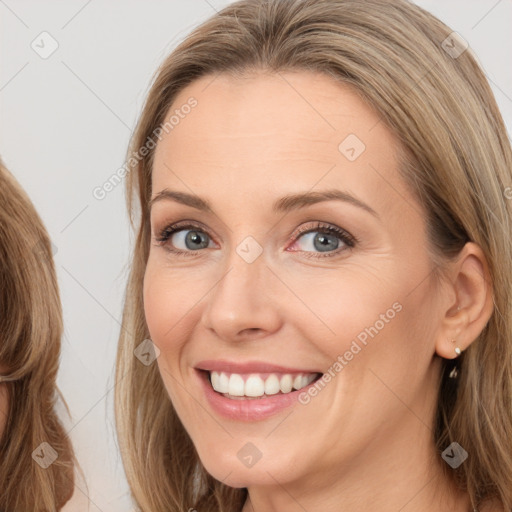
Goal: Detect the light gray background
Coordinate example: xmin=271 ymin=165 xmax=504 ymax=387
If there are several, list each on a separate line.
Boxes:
xmin=1 ymin=1 xmax=511 ymax=510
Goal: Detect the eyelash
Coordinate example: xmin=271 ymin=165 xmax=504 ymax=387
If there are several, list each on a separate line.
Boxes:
xmin=154 ymin=220 xmax=357 ymax=259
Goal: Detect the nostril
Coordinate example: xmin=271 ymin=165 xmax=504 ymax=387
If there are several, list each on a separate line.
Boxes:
xmin=235 ymin=328 xmax=265 ymax=340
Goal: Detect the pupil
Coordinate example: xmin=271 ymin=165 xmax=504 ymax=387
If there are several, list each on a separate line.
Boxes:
xmin=186 ymin=231 xmax=208 ymax=249
xmin=315 ymin=233 xmax=338 ymax=252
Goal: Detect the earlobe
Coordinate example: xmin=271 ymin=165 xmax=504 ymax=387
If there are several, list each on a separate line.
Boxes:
xmin=436 ymin=310 xmax=469 ymax=360
xmin=434 ymin=242 xmax=494 ymax=360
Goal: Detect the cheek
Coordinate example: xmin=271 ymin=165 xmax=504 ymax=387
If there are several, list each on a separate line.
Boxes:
xmin=143 ymin=264 xmax=189 ymax=408
xmin=289 ymin=258 xmax=434 ymax=387
xmin=143 ymin=266 xmax=167 ymax=345
xmin=288 ymin=264 xmax=403 ymax=358
xmin=143 ymin=262 xmax=195 ymax=349
xmin=143 ymin=260 xmax=212 ymax=391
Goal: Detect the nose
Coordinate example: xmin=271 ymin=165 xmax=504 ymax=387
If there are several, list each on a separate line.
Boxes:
xmin=200 ymin=248 xmax=283 ymax=342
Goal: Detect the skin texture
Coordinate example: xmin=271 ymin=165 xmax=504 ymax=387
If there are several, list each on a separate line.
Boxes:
xmin=144 ymin=71 xmax=494 ymax=512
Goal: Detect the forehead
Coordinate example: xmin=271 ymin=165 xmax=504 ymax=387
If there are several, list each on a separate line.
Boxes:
xmin=151 ymin=70 xmax=407 ymax=214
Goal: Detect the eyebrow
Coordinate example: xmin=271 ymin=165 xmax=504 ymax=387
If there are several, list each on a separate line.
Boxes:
xmin=149 ymin=188 xmax=379 ymax=218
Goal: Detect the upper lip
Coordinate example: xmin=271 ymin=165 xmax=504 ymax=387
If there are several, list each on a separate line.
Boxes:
xmin=195 ymin=359 xmax=322 ymax=375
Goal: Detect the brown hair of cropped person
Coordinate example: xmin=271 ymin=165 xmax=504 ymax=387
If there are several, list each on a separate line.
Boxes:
xmin=0 ymin=158 xmax=76 ymax=510
xmin=114 ymin=0 xmax=512 ymax=510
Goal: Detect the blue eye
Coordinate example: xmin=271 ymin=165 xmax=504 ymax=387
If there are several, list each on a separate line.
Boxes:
xmin=154 ymin=221 xmax=356 ymax=258
xmin=294 ymin=226 xmax=355 ymax=257
xmin=288 ymin=223 xmax=356 ymax=258
xmin=156 ymin=224 xmax=214 ymax=253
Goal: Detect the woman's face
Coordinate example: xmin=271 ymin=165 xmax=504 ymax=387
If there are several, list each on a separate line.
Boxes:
xmin=144 ymin=71 xmax=447 ymax=488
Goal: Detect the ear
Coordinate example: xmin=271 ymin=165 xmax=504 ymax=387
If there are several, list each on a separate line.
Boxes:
xmin=434 ymin=242 xmax=494 ymax=360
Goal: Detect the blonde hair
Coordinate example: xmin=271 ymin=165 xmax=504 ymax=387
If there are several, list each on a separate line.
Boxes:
xmin=115 ymin=0 xmax=512 ymax=510
xmin=0 ymin=159 xmax=76 ymax=510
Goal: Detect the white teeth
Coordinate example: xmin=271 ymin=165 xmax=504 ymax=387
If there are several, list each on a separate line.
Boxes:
xmin=280 ymin=374 xmax=293 ymax=393
xmin=228 ymin=374 xmax=245 ymax=396
xmin=209 ymin=371 xmax=318 ymax=398
xmin=302 ymin=374 xmax=317 ymax=388
xmin=264 ymin=374 xmax=280 ymax=395
xmin=210 ymin=370 xmax=220 ymax=391
xmin=218 ymin=372 xmax=229 ymax=393
xmin=245 ymin=375 xmax=265 ymax=397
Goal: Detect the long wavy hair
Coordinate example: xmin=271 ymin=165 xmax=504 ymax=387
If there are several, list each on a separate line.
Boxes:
xmin=0 ymin=159 xmax=76 ymax=510
xmin=114 ymin=0 xmax=512 ymax=510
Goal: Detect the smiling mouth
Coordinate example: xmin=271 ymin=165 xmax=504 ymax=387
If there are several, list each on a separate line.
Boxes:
xmin=204 ymin=370 xmax=322 ymax=400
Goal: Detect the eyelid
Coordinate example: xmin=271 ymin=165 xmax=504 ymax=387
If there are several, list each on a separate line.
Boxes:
xmin=153 ymin=219 xmax=215 ymax=242
xmin=153 ymin=219 xmax=357 ymax=258
xmin=290 ymin=222 xmax=357 ymax=246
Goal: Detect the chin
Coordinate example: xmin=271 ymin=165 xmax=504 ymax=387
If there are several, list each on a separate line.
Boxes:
xmin=197 ymin=444 xmax=304 ymax=488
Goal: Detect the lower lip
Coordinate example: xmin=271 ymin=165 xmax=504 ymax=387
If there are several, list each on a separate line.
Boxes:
xmin=196 ymin=370 xmax=318 ymax=422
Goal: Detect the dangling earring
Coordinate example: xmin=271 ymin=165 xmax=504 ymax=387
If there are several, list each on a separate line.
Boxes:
xmin=449 ymin=339 xmax=461 ymax=379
